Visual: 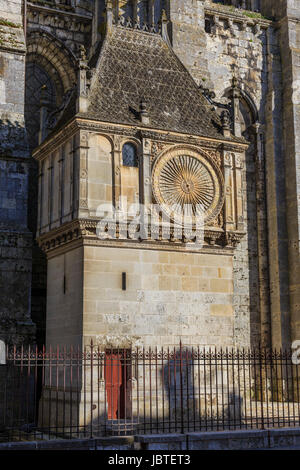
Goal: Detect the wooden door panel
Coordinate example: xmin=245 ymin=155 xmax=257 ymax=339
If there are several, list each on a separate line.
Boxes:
xmin=104 ymin=351 xmax=132 ymax=420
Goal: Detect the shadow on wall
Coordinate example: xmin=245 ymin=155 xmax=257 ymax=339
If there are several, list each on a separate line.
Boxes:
xmin=0 ymin=345 xmax=248 ymax=439
xmin=82 ymin=346 xmax=245 ymax=437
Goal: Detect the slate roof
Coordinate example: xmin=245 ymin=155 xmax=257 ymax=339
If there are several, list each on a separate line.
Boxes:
xmin=54 ymin=25 xmax=241 ymax=143
xmin=85 ymin=26 xmax=224 ymax=139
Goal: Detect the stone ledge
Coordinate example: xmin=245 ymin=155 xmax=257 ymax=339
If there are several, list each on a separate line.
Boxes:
xmin=269 ymin=427 xmax=300 ymax=436
xmin=186 ymin=429 xmax=269 ymax=450
xmin=135 ymin=433 xmax=185 ymax=443
xmin=0 ymin=436 xmax=135 ymax=451
xmin=204 ymin=6 xmax=272 ymax=27
xmin=1 ymin=429 xmax=300 ymax=450
xmin=187 ymin=429 xmax=268 ymax=440
xmin=268 ymin=427 xmax=300 ymax=449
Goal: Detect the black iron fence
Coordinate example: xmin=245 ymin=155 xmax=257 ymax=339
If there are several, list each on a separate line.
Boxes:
xmin=0 ymin=342 xmax=300 ymax=442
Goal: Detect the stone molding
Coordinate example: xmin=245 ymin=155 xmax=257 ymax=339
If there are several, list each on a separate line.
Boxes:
xmin=27 ymin=1 xmax=92 ymax=21
xmin=204 ymin=6 xmax=272 ymax=30
xmin=37 ymin=218 xmax=245 ymax=257
xmin=33 ymin=118 xmax=248 ymax=162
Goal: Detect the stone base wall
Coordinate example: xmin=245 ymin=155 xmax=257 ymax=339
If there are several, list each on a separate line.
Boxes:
xmin=45 ymin=243 xmax=250 ymax=349
xmin=82 ymin=245 xmax=236 ymax=349
xmin=2 ymin=428 xmax=300 ymax=450
xmin=0 ymin=232 xmax=35 ymax=344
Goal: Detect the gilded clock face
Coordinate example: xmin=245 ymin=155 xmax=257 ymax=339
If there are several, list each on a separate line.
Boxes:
xmin=152 ymin=147 xmax=224 ymax=225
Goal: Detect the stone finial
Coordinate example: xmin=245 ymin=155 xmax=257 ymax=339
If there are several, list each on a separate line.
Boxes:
xmin=160 ymin=9 xmax=171 ymax=46
xmin=76 ymin=45 xmax=89 ymax=113
xmin=232 ymin=75 xmax=238 ymax=89
xmin=221 ymin=110 xmax=231 ymax=138
xmin=79 ymin=44 xmax=86 ymax=61
xmin=161 ymin=9 xmax=168 ymax=23
xmin=140 ymin=98 xmax=150 ymax=125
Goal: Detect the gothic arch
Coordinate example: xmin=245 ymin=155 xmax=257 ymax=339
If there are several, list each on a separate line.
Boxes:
xmin=26 ymin=29 xmax=77 ymax=96
xmin=222 ymin=85 xmax=270 ymax=348
xmin=223 ymin=85 xmax=259 ymax=130
xmin=25 ymin=30 xmax=77 ymax=150
xmin=238 ymin=89 xmax=259 ymax=136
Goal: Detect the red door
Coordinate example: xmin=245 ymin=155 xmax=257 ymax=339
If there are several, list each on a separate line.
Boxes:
xmin=105 ymin=351 xmax=132 ymax=420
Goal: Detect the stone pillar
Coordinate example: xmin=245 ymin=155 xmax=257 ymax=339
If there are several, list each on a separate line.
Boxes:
xmin=253 ymin=124 xmax=271 ymax=348
xmin=262 ymin=0 xmax=300 ymax=347
xmin=113 ymin=136 xmax=122 ymax=211
xmin=277 ymin=12 xmax=300 ymax=344
xmin=141 ymin=138 xmax=152 ymax=209
xmin=223 ymin=152 xmax=236 ymax=233
xmin=78 ymin=131 xmax=89 ymax=219
xmin=264 ymin=25 xmax=291 ymax=349
xmin=58 ymin=146 xmax=65 ymax=225
xmin=0 ymin=0 xmax=35 ymax=345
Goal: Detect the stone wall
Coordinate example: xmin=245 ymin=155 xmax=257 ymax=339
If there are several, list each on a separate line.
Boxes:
xmin=46 ymin=246 xmax=83 ymax=347
xmin=1 ymin=0 xmax=299 ymax=351
xmin=168 ymin=0 xmax=299 ymax=348
xmin=45 ymin=244 xmax=235 ymax=349
xmin=277 ymin=12 xmax=300 ymax=344
xmin=0 ymin=0 xmax=35 ymax=344
xmin=169 ymin=1 xmax=272 ymax=347
xmin=24 ymin=2 xmax=93 ymax=347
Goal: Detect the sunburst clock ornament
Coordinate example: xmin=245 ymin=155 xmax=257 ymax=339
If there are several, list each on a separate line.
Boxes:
xmin=152 ymin=147 xmax=224 ymax=226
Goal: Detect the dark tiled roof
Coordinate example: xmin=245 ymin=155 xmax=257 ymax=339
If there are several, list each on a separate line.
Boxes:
xmin=53 ymin=26 xmax=244 ymax=144
xmin=86 ymin=26 xmax=224 ymax=139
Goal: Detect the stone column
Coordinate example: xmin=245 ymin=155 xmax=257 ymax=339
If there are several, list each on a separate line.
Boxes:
xmin=48 ymin=155 xmax=53 ymax=230
xmin=141 ymin=138 xmax=152 ymax=207
xmin=78 ymin=131 xmax=89 ymax=218
xmin=113 ymin=136 xmax=122 ymax=211
xmin=264 ymin=25 xmax=291 ymax=349
xmin=253 ymin=124 xmax=271 ymax=348
xmin=233 ymin=153 xmax=244 ymax=232
xmin=277 ymin=14 xmax=300 ymax=344
xmin=223 ymin=152 xmax=236 ymax=233
xmin=38 ymin=162 xmax=44 ymax=236
xmin=59 ymin=146 xmax=65 ymax=225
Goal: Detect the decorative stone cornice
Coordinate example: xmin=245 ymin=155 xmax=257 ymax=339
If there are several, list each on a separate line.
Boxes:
xmin=33 ymin=120 xmax=79 ymax=161
xmin=225 ymin=231 xmax=246 ymax=248
xmin=33 ymin=116 xmax=248 ymax=163
xmin=204 ymin=6 xmax=272 ymax=29
xmin=37 ymin=217 xmax=245 ymax=257
xmin=27 ymin=1 xmax=92 ymax=21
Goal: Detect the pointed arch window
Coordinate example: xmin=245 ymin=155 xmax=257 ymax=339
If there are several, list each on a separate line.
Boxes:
xmin=122 ymin=142 xmax=138 ymax=167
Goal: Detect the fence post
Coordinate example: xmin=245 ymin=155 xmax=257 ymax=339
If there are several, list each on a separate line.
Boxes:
xmin=180 ymin=342 xmax=184 ymax=434
xmin=0 ymin=340 xmax=5 ymax=365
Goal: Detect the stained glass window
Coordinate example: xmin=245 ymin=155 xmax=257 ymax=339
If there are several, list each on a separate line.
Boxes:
xmin=122 ymin=143 xmax=138 ymax=167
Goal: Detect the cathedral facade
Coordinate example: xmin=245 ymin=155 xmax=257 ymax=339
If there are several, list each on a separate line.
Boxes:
xmin=0 ymin=0 xmax=299 ymax=352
